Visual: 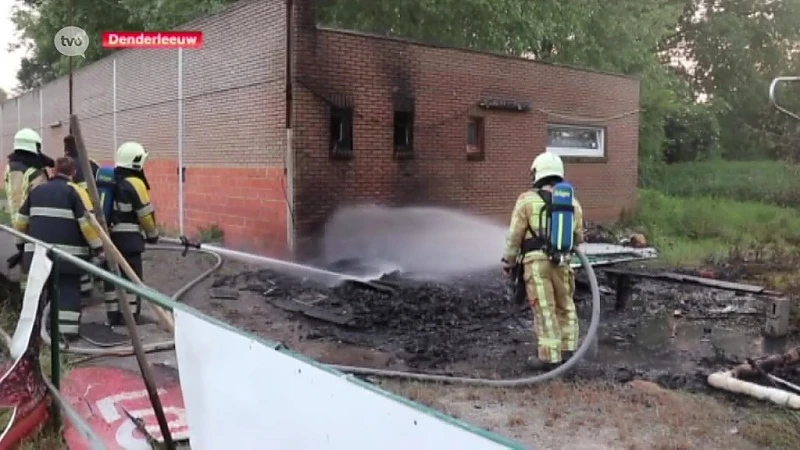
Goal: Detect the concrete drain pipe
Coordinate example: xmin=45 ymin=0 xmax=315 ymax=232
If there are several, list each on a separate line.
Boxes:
xmin=707 ymin=348 xmax=800 ymax=408
xmin=31 ymin=239 xmax=601 ymax=386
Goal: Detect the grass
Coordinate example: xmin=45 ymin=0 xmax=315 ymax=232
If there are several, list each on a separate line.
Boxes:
xmin=626 ymin=187 xmax=800 ymax=266
xmin=196 ymin=223 xmax=225 ymax=243
xmin=643 ymin=160 xmax=800 ymax=207
xmin=740 ymin=409 xmax=800 ymax=449
xmin=631 ymin=160 xmax=800 ymax=449
xmin=380 ymin=379 xmax=753 ymax=449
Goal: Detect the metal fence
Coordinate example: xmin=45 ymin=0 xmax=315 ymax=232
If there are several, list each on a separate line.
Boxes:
xmin=0 ymin=224 xmax=191 ymax=449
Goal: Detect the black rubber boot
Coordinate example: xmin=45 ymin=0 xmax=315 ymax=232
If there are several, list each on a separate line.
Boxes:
xmin=526 ymin=356 xmax=561 ymax=371
xmin=106 ymin=312 xmax=124 ymax=327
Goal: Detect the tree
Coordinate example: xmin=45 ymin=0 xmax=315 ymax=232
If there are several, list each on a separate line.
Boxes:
xmin=665 ymin=0 xmax=800 ymax=160
xmin=9 ymin=0 xmax=234 ymax=90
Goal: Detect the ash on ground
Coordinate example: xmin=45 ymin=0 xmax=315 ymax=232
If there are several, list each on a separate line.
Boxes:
xmin=211 ymin=267 xmax=800 ymax=389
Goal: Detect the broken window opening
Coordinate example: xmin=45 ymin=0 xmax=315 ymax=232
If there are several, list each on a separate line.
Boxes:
xmin=466 ymin=116 xmax=485 ymax=161
xmin=393 ymin=110 xmax=414 ymax=158
xmin=329 ymin=106 xmax=354 ymax=160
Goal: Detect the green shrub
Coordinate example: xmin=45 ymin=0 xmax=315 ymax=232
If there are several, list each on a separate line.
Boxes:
xmin=641 ymin=160 xmax=800 ymax=207
xmin=627 ymin=189 xmax=800 ymax=265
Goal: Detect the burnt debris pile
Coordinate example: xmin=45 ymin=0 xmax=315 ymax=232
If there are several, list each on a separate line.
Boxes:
xmin=212 ymin=269 xmax=532 ymax=367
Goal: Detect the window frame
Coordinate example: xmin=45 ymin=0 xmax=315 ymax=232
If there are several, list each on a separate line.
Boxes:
xmin=393 ymin=109 xmax=415 ymax=160
xmin=545 ymin=124 xmax=606 ymax=160
xmin=466 ymin=116 xmax=485 ymax=161
xmin=329 ymin=106 xmax=354 ymax=160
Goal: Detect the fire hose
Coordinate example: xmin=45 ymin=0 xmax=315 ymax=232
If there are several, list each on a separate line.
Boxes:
xmin=34 ymin=240 xmax=601 ymax=386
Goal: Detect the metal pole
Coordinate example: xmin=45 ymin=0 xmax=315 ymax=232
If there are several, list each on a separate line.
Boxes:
xmin=49 ymin=260 xmax=61 ymax=390
xmin=49 ymin=257 xmax=61 ymax=428
xmin=70 ymin=115 xmax=176 ymax=449
xmin=112 ymin=58 xmax=118 ymax=151
xmin=68 ymin=0 xmax=74 ymax=133
xmin=285 ymin=0 xmax=294 ymax=252
xmin=16 ymin=97 xmax=20 ymax=128
xmin=177 ymin=49 xmax=185 ymax=235
xmin=769 ymin=76 xmax=800 ymax=121
xmin=38 ymin=90 xmax=43 ymax=148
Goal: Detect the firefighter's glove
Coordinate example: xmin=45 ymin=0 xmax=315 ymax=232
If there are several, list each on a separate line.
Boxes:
xmin=501 ymin=258 xmax=515 ymax=278
xmin=6 ymin=252 xmax=22 ymax=270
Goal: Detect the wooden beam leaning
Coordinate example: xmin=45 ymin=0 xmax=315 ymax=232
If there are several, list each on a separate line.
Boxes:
xmin=86 ymin=213 xmax=174 ymax=331
xmin=69 ymin=114 xmax=176 ymax=449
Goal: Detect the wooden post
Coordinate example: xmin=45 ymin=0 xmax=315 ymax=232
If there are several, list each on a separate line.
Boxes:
xmin=69 ymin=114 xmax=175 ymax=449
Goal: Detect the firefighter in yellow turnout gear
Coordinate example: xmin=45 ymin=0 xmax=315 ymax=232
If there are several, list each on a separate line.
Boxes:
xmin=4 ymin=128 xmax=55 ymax=291
xmin=502 ymin=152 xmax=584 ymax=370
xmin=64 ymin=135 xmax=100 ymax=300
xmin=102 ymin=142 xmax=159 ymax=326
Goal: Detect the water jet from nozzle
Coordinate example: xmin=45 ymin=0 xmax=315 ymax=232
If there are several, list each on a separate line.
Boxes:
xmin=163 ymin=238 xmax=382 ymax=286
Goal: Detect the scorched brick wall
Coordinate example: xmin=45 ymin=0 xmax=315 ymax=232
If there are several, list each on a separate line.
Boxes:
xmin=291 ymin=23 xmax=640 ymax=255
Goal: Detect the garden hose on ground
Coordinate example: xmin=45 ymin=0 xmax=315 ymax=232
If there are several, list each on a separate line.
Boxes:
xmin=33 ymin=242 xmax=601 ymax=385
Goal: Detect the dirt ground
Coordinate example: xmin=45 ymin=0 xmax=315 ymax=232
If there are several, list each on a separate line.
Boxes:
xmin=139 ymin=248 xmax=799 ymax=449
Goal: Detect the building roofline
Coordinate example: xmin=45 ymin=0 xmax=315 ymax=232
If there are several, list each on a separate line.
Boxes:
xmin=316 ymin=26 xmax=640 ymax=82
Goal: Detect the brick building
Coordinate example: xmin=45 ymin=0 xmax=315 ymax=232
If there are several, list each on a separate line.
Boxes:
xmin=0 ymin=0 xmax=640 ymax=257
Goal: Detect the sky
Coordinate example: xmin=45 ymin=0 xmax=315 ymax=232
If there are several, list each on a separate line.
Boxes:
xmin=0 ymin=0 xmax=25 ymax=95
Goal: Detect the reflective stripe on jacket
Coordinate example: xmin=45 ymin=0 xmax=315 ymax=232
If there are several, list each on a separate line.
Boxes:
xmin=13 ymin=176 xmax=103 ymax=274
xmin=4 ymin=161 xmax=47 ymax=217
xmin=110 ymin=176 xmax=158 ymax=254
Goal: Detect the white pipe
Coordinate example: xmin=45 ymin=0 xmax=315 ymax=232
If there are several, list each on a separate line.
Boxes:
xmin=112 ymin=58 xmax=118 ymax=152
xmin=708 ymin=371 xmax=800 ymax=408
xmin=177 ymin=48 xmax=185 ymax=235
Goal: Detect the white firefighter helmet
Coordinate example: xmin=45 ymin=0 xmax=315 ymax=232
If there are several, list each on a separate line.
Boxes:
xmin=115 ymin=142 xmax=148 ymax=170
xmin=13 ymin=128 xmax=42 ymax=154
xmin=530 ymin=151 xmax=565 ymax=184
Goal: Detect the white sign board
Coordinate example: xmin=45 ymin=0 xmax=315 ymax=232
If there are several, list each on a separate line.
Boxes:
xmin=174 ymin=309 xmax=522 ymax=450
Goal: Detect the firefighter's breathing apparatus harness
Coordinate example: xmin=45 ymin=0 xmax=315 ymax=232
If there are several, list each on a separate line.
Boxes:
xmin=520 ymin=187 xmax=576 ymax=265
xmin=34 ymin=192 xmax=601 ymax=387
xmin=508 ymin=182 xmax=577 ymax=306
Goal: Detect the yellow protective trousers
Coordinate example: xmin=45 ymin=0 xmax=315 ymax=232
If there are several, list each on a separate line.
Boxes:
xmin=524 ymin=260 xmax=579 ymax=363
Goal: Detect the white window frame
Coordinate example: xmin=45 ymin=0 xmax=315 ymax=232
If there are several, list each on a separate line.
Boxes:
xmin=546 ymin=124 xmax=605 ymax=158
